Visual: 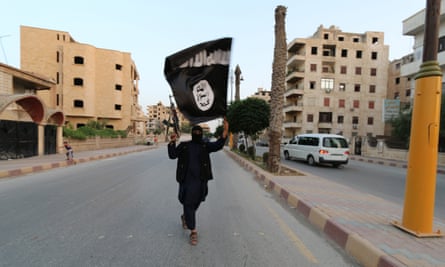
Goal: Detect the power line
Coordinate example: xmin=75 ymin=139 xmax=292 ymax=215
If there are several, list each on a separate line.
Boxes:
xmin=0 ymin=35 xmax=11 ymax=64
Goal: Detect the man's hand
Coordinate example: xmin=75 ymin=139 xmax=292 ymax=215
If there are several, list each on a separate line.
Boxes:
xmin=170 ymin=133 xmax=177 ymax=143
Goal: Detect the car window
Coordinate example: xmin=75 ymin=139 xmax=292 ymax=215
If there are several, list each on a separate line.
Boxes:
xmin=323 ymin=137 xmax=348 ymax=148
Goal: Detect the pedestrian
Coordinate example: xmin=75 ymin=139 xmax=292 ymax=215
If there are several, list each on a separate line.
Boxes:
xmin=167 ymin=117 xmax=229 ymax=245
xmin=63 ymin=141 xmax=74 ymax=161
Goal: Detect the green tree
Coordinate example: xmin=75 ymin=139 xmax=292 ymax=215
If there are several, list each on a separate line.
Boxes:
xmin=389 ymin=108 xmax=412 ymax=148
xmin=389 ymin=95 xmax=445 ymax=150
xmin=227 ymin=98 xmax=270 ymax=157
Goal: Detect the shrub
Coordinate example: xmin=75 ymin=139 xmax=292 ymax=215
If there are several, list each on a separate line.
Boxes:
xmin=247 ymin=146 xmax=255 ymax=159
xmin=262 ymin=152 xmax=269 ymax=163
xmin=239 ymin=144 xmax=246 ymax=152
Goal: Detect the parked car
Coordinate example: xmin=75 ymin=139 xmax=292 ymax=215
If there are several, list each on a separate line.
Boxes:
xmin=283 ymin=133 xmax=349 ymax=167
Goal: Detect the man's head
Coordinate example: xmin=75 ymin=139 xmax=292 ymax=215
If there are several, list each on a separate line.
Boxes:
xmin=191 ymin=125 xmax=203 ymax=143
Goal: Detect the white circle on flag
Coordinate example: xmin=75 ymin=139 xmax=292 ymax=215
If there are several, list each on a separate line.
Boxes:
xmin=192 ymin=80 xmax=214 ymax=111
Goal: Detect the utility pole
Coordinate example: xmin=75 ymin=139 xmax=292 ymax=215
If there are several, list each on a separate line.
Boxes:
xmin=393 ymin=0 xmax=443 ymax=237
xmin=0 ymin=35 xmax=11 ymax=64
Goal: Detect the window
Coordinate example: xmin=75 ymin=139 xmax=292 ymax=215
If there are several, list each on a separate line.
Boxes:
xmin=324 ymin=97 xmax=330 ymax=107
xmin=367 ymin=117 xmax=374 ymax=125
xmin=321 ymin=78 xmax=334 ymax=92
xmin=115 ymin=84 xmax=122 ymax=91
xmin=115 ymin=64 xmax=122 ymax=70
xmin=394 ymin=92 xmax=400 ymax=99
xmin=354 ymin=84 xmax=361 ymax=92
xmin=74 ymin=56 xmax=84 ymax=64
xmin=395 ymin=77 xmax=400 ymax=84
xmin=339 ymin=83 xmax=346 ymax=91
xmin=339 ymin=99 xmax=345 ymax=108
xmin=355 ymin=67 xmax=362 ymax=75
xmin=115 ymin=104 xmax=122 ymax=110
xmin=337 ymin=115 xmax=344 ymax=123
xmin=368 ymin=101 xmax=375 ymax=109
xmin=319 ymin=112 xmax=332 ymax=123
xmin=73 ymin=78 xmax=83 ymax=86
xmin=356 ymin=50 xmax=362 ymax=58
xmin=370 ymin=68 xmax=377 ymax=76
xmin=353 ymin=100 xmax=360 ymax=108
xmin=338 ymin=36 xmax=344 ymax=41
xmin=372 ymin=37 xmax=379 ymax=44
xmin=406 ymin=89 xmax=411 ymax=97
xmin=56 ymin=72 xmax=60 ymax=84
xmin=352 ymin=116 xmax=359 ymax=124
xmin=307 ymin=114 xmax=314 ymax=122
xmin=340 ymin=66 xmax=347 ymax=74
xmin=323 ymin=33 xmax=329 ymax=40
xmin=74 ymin=100 xmax=84 ymax=107
xmin=353 ymin=37 xmax=360 ymax=43
xmin=56 ymin=51 xmax=60 ymax=63
xmin=369 ymin=85 xmax=376 ymax=93
xmin=311 ymin=47 xmax=318 ymax=55
xmin=341 ymin=49 xmax=348 ymax=57
xmin=310 ymin=64 xmax=317 ymax=72
xmin=371 ymin=52 xmax=378 ymax=60
xmin=310 ymin=81 xmax=316 ymax=89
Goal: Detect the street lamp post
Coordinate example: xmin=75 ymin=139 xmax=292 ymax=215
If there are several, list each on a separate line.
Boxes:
xmin=393 ymin=0 xmax=443 ymax=237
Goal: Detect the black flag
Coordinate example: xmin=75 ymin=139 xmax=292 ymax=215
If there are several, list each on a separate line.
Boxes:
xmin=164 ymin=37 xmax=232 ymax=125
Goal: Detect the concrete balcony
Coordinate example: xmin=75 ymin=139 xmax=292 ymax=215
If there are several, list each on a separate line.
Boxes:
xmin=283 ymin=121 xmax=302 ymax=129
xmin=286 ymin=71 xmax=304 ymax=84
xmin=284 ymin=88 xmax=304 ymax=98
xmin=283 ymin=103 xmax=303 ymax=113
xmin=287 ymin=54 xmax=305 ymax=69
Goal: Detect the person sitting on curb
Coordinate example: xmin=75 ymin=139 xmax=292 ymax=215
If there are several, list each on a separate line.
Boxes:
xmin=63 ymin=141 xmax=74 ymax=161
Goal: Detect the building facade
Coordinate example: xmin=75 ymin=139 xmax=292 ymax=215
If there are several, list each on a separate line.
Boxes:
xmin=146 ymin=101 xmax=187 ymax=134
xmin=401 ymin=0 xmax=445 ymax=88
xmin=20 ymin=25 xmax=147 ymax=136
xmin=0 ymin=63 xmax=64 ymax=158
xmin=284 ymin=25 xmax=389 ymax=142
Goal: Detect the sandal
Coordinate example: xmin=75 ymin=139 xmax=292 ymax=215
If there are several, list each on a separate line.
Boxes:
xmin=181 ymin=215 xmax=187 ymax=229
xmin=190 ymin=232 xmax=198 ymax=246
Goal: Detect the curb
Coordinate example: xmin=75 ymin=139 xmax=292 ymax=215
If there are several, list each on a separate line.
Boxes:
xmin=349 ymin=155 xmax=445 ymax=175
xmin=0 ymin=147 xmax=152 ymax=179
xmin=224 ymin=149 xmax=405 ymax=267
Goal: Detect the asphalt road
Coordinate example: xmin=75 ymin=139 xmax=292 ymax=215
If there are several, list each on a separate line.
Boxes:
xmin=0 ymin=147 xmax=358 ymax=266
xmin=279 ymin=151 xmax=445 ymax=220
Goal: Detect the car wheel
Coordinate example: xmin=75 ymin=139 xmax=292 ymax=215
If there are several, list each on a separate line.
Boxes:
xmin=307 ymin=155 xmax=315 ymax=166
xmin=284 ymin=151 xmax=290 ymax=160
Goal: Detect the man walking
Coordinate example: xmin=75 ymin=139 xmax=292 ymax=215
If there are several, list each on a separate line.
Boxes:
xmin=168 ymin=118 xmax=229 ymax=245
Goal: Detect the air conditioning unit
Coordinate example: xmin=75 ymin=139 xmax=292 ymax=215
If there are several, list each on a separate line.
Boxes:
xmin=352 ymin=124 xmax=358 ymax=129
xmin=350 ymin=108 xmax=355 ymax=112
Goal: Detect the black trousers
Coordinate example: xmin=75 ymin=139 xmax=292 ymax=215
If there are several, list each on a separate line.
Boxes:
xmin=183 ymin=202 xmax=201 ymax=230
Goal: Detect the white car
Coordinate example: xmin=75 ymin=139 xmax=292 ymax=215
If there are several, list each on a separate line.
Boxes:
xmin=283 ymin=133 xmax=349 ymax=167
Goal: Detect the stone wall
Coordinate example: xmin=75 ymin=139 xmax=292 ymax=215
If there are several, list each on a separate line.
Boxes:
xmin=63 ymin=136 xmax=145 ymax=153
xmin=359 ymin=138 xmax=445 ymax=165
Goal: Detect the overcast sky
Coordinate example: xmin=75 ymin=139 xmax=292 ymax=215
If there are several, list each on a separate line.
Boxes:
xmin=0 ymin=0 xmax=426 ymax=114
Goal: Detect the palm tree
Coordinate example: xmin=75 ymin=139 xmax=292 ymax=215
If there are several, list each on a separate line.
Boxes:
xmin=267 ymin=5 xmax=287 ymax=173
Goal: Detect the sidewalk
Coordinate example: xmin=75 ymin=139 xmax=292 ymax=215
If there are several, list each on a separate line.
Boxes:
xmin=0 ymin=145 xmax=155 ymax=179
xmin=226 ymin=149 xmax=445 ymax=267
xmin=1 ymin=146 xmax=444 ymax=266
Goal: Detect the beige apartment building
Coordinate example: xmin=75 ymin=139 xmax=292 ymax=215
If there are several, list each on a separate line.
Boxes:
xmin=20 ymin=25 xmax=147 ymax=136
xmin=147 ymin=101 xmax=187 ymax=134
xmin=284 ymin=25 xmax=389 ymax=143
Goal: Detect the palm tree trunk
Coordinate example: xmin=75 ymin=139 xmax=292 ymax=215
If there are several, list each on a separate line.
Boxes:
xmin=267 ymin=5 xmax=287 ymax=173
